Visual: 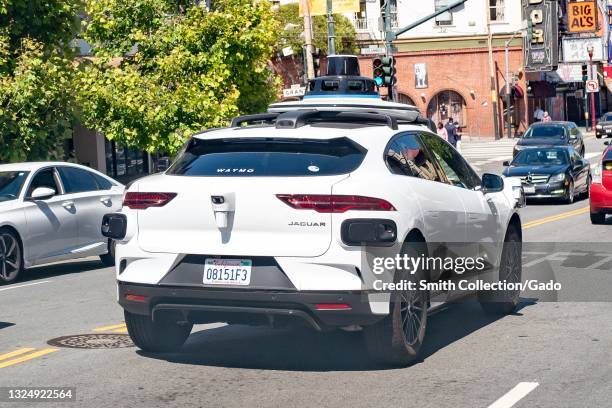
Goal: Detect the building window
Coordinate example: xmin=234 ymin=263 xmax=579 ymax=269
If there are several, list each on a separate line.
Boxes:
xmin=434 ymin=0 xmax=453 ymax=26
xmin=353 ymin=0 xmax=368 ymax=30
xmin=489 ymin=0 xmax=505 ymax=22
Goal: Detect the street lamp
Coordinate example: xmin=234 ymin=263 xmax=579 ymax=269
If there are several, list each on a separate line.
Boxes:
xmin=587 ymin=45 xmax=596 ymax=131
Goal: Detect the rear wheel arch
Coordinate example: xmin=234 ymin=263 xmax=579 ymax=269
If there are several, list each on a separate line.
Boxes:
xmin=402 ymin=228 xmax=430 ymax=282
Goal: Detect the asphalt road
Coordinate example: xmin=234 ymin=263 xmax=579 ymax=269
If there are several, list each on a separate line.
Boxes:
xmin=0 ymin=136 xmax=611 ymax=408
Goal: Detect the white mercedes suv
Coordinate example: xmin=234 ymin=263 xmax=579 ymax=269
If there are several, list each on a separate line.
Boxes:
xmin=104 ymin=95 xmax=523 ymax=366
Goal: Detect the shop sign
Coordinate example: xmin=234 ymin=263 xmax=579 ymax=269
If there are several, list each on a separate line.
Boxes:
xmin=567 ymin=0 xmax=597 ymax=33
xmin=562 ymin=37 xmax=604 ymax=62
xmin=523 ymin=0 xmax=559 ymax=72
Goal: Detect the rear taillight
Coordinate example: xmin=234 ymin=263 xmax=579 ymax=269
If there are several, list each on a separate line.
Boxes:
xmin=123 ymin=192 xmax=177 ymax=210
xmin=276 ymin=194 xmax=395 ymax=213
xmin=592 ymin=164 xmax=602 ymax=184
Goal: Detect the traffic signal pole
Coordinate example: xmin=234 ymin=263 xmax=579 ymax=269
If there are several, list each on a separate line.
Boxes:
xmin=327 ymin=0 xmax=336 ymax=55
xmin=301 ymin=0 xmax=315 ymax=80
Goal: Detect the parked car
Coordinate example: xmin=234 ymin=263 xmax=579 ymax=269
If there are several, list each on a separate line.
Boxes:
xmin=590 ymin=142 xmax=612 ymax=224
xmin=513 ymin=121 xmax=585 ymax=158
xmin=104 ymin=93 xmax=524 ymax=366
xmin=595 ymin=113 xmax=612 ymax=139
xmin=503 ymin=146 xmax=591 ymax=204
xmin=0 ymin=162 xmax=124 ymax=283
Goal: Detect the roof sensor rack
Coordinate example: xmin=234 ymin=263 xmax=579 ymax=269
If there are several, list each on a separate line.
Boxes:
xmin=273 ymin=110 xmax=398 ymax=130
xmin=230 ymin=112 xmax=279 ymax=127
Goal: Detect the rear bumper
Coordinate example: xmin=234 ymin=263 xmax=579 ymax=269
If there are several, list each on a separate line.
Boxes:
xmin=118 ymin=282 xmax=383 ymax=330
xmin=590 ymin=183 xmax=612 ymax=213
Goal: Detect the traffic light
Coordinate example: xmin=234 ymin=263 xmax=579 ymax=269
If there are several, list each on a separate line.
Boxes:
xmin=312 ymin=48 xmax=321 ymax=77
xmin=381 ymin=56 xmax=396 ymax=87
xmin=372 ymin=57 xmax=384 ymax=86
xmin=582 ymin=64 xmax=588 ymax=82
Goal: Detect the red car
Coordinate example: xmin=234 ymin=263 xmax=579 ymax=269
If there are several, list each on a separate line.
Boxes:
xmin=590 ymin=142 xmax=612 ymax=224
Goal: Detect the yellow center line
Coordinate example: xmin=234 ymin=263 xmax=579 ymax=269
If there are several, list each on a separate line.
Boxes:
xmin=110 ymin=328 xmax=128 ymax=334
xmin=0 ymin=348 xmax=58 ymax=369
xmin=93 ymin=323 xmax=126 ymax=332
xmin=0 ymin=348 xmax=36 ymax=362
xmin=523 ymin=206 xmax=590 ymax=230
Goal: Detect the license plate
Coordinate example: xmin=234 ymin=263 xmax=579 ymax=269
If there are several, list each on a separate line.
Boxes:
xmin=607 ymin=129 xmax=612 ymax=133
xmin=203 ymin=258 xmax=252 ymax=286
xmin=523 ymin=185 xmax=536 ymax=194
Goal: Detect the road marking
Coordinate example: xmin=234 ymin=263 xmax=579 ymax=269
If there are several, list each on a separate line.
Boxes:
xmin=0 ymin=348 xmax=58 ymax=369
xmin=111 ymin=328 xmax=128 ymax=334
xmin=93 ymin=323 xmax=126 ymax=332
xmin=0 ymin=348 xmax=36 ymax=362
xmin=0 ymin=281 xmax=52 ymax=292
xmin=488 ymin=382 xmax=539 ymax=408
xmin=523 ymin=206 xmax=590 ymax=230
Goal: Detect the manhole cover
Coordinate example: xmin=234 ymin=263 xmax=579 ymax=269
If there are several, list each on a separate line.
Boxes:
xmin=47 ymin=334 xmax=134 ymax=349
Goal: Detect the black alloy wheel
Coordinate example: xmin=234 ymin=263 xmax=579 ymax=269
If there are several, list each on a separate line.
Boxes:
xmin=0 ymin=229 xmax=22 ymax=284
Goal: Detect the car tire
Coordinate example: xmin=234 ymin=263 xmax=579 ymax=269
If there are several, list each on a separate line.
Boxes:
xmin=99 ymin=240 xmax=116 ymax=267
xmin=590 ymin=212 xmax=606 ymax=225
xmin=124 ymin=310 xmax=193 ymax=352
xmin=596 ymin=133 xmax=602 ymax=139
xmin=364 ymin=240 xmax=429 ymax=367
xmin=478 ymin=225 xmax=521 ymax=315
xmin=0 ymin=228 xmax=23 ymax=285
xmin=563 ymin=181 xmax=575 ymax=204
xmin=584 ymin=176 xmax=591 ymax=199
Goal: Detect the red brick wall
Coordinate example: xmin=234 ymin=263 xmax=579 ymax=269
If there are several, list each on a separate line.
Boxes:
xmin=357 ymin=46 xmax=528 ymax=138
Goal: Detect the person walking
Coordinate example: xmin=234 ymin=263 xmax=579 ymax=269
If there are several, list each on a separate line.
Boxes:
xmin=436 ymin=122 xmax=448 ymax=141
xmin=445 ymin=117 xmax=457 ymax=147
xmin=534 ymin=106 xmax=544 ymax=122
xmin=542 ymin=111 xmax=552 ymax=122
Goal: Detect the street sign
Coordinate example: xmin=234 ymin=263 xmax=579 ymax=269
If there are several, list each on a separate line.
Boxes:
xmin=282 ymin=85 xmax=306 ymax=98
xmin=567 ymin=0 xmax=597 ymax=33
xmin=586 ymin=79 xmax=599 ymax=93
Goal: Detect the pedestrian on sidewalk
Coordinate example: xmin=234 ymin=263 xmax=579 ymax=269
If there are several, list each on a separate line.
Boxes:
xmin=542 ymin=111 xmax=551 ymax=122
xmin=445 ymin=117 xmax=457 ymax=148
xmin=534 ymin=106 xmax=544 ymax=122
xmin=454 ymin=121 xmax=462 ymax=152
xmin=436 ymin=122 xmax=448 ymax=141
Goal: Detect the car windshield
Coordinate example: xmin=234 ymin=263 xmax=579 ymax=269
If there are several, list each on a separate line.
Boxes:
xmin=167 ymin=137 xmax=367 ymax=177
xmin=523 ymin=125 xmax=566 ymax=139
xmin=603 ymin=114 xmax=612 ymax=121
xmin=512 ymin=149 xmax=569 ymax=166
xmin=0 ymin=171 xmax=29 ymax=202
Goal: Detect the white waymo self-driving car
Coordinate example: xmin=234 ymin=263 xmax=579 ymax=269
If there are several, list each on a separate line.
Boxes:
xmin=104 ymin=81 xmax=524 ymax=365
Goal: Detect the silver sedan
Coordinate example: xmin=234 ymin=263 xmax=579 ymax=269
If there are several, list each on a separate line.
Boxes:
xmin=0 ymin=162 xmax=124 ymax=283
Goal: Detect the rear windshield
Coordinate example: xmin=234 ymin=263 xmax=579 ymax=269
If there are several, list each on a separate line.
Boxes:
xmin=604 ymin=114 xmax=612 ymax=121
xmin=167 ymin=137 xmax=367 ymax=177
xmin=524 ymin=125 xmax=566 ymax=139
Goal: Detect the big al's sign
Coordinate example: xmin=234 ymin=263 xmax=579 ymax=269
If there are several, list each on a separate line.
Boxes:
xmin=567 ymin=0 xmax=597 ymax=33
xmin=523 ymin=0 xmax=559 ymax=72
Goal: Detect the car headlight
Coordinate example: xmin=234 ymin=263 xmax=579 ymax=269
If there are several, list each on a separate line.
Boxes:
xmin=549 ymin=172 xmax=566 ymax=183
xmin=596 ymin=124 xmax=603 ymax=130
xmin=512 ymin=185 xmax=526 ymax=208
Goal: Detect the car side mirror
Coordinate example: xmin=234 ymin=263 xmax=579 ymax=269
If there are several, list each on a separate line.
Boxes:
xmin=481 ymin=173 xmax=504 ymax=194
xmin=605 ymin=141 xmax=610 ymax=146
xmin=29 ymin=187 xmax=56 ymax=200
xmin=503 ymin=160 xmax=511 ymax=167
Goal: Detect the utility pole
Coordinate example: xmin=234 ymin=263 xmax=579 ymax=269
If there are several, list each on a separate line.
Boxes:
xmin=587 ymin=45 xmax=596 ymax=131
xmin=301 ymin=0 xmax=315 ymax=80
xmin=504 ymin=30 xmax=522 ymax=140
xmin=486 ymin=6 xmax=501 ymax=140
xmin=327 ymin=0 xmax=336 ymax=55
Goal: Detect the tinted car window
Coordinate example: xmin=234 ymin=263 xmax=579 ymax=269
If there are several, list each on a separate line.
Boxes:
xmin=0 ymin=171 xmax=29 ymax=202
xmin=28 ymin=168 xmax=60 ymax=197
xmin=93 ymin=173 xmax=113 ymax=190
xmin=604 ymin=114 xmax=612 ymax=121
xmin=385 ymin=133 xmax=441 ymax=182
xmin=524 ymin=125 xmax=566 ymax=139
xmin=604 ymin=149 xmax=612 ymax=161
xmin=512 ymin=149 xmax=569 ymax=166
xmin=421 ymin=133 xmax=481 ymax=189
xmin=58 ymin=167 xmax=100 ymax=193
xmin=167 ymin=137 xmax=366 ymax=177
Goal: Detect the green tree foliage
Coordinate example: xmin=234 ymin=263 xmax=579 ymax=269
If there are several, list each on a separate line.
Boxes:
xmin=0 ymin=0 xmax=82 ymax=162
xmin=275 ymin=3 xmax=358 ymax=56
xmin=77 ymin=0 xmax=280 ymax=154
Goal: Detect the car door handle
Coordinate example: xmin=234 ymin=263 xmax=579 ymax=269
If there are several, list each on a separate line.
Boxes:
xmin=100 ymin=196 xmax=111 ymax=204
xmin=62 ymin=201 xmax=74 ymax=208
